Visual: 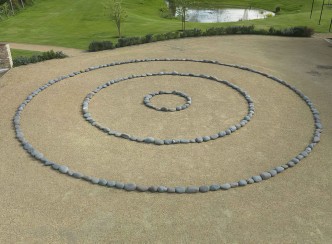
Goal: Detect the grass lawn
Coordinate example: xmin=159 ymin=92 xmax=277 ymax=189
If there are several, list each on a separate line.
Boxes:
xmin=0 ymin=0 xmax=331 ymax=49
xmin=10 ymin=49 xmax=42 ymax=59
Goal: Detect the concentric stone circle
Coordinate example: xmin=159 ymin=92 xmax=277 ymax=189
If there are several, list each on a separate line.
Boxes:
xmin=83 ymin=71 xmax=254 ymax=145
xmin=143 ymin=90 xmax=192 ymax=112
xmin=13 ymin=58 xmax=322 ymax=194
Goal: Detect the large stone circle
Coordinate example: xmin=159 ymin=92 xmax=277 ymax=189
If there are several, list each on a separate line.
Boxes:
xmin=13 ymin=58 xmax=322 ymax=193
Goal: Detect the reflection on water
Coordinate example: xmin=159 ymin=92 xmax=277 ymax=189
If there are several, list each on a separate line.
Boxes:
xmin=185 ymin=8 xmax=274 ymax=23
xmin=165 ymin=1 xmax=275 ymax=23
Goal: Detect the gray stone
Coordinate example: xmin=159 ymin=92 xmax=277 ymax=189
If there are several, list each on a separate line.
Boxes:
xmin=247 ymin=178 xmax=254 ymax=184
xmin=154 ymin=139 xmax=164 ymax=145
xmin=296 ymin=154 xmax=304 ymax=160
xmin=91 ymin=177 xmax=100 ymax=184
xmin=121 ymin=133 xmax=131 ymax=139
xmin=82 ymin=175 xmax=92 ymax=181
xmin=209 ymin=184 xmax=221 ymax=191
xmin=218 ymin=131 xmax=226 ymax=137
xmin=148 ymin=186 xmax=158 ymax=192
xmin=195 ymin=137 xmax=203 ymax=143
xmin=144 ymin=137 xmax=155 ymax=143
xmin=107 ymin=181 xmax=116 ymax=187
xmin=260 ymin=172 xmax=272 ymax=180
xmin=115 ymin=182 xmax=125 ymax=189
xmin=269 ymin=169 xmax=278 ymax=177
xmin=230 ymin=182 xmax=239 ymax=188
xmin=136 ymin=185 xmax=149 ymax=192
xmin=287 ymin=161 xmax=295 ymax=167
xmin=180 ymin=139 xmax=190 ymax=144
xmin=281 ymin=164 xmax=289 ymax=169
xmin=313 ymin=136 xmax=320 ymax=143
xmin=98 ymin=179 xmax=108 ymax=186
xmin=72 ymin=172 xmax=83 ymax=179
xmin=210 ymin=134 xmax=219 ymax=140
xmin=275 ymin=166 xmax=285 ymax=173
xmin=238 ymin=180 xmax=247 ymax=186
xmin=220 ymin=183 xmax=231 ymax=190
xmin=175 ymin=186 xmax=186 ymax=193
xmin=164 ymin=139 xmax=172 ymax=145
xmin=203 ymin=136 xmax=211 ymax=142
xmin=51 ymin=164 xmax=60 ymax=170
xmin=124 ymin=183 xmax=136 ymax=191
xmin=157 ymin=186 xmax=168 ymax=192
xmin=186 ymin=186 xmax=199 ymax=193
xmin=167 ymin=187 xmax=176 ymax=193
xmin=59 ymin=165 xmax=69 ymax=174
xmin=230 ymin=126 xmax=237 ymax=132
xmin=292 ymin=158 xmax=300 ymax=164
xmin=199 ymin=186 xmax=209 ymax=193
xmin=252 ymin=175 xmax=262 ymax=182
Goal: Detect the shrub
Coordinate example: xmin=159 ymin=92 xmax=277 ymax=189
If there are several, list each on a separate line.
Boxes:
xmin=153 ymin=33 xmax=166 ymax=42
xmin=13 ymin=50 xmax=67 ymax=67
xmin=159 ymin=6 xmax=174 ymax=19
xmin=88 ymin=40 xmax=114 ymax=52
xmin=164 ymin=31 xmax=180 ymax=39
xmin=180 ymin=28 xmax=202 ymax=38
xmin=253 ymin=28 xmax=269 ymax=35
xmin=204 ymin=27 xmax=225 ymax=36
xmin=225 ymin=25 xmax=255 ymax=34
xmin=143 ymin=34 xmax=154 ymax=43
xmin=281 ymin=26 xmax=314 ymax=37
xmin=275 ymin=6 xmax=281 ymax=14
xmin=117 ymin=36 xmax=142 ymax=47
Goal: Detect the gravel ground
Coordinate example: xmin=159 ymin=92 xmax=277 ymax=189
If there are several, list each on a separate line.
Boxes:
xmin=0 ymin=35 xmax=331 ymax=243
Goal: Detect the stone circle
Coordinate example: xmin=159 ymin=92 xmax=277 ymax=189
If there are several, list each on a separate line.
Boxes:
xmin=83 ymin=71 xmax=254 ymax=145
xmin=143 ymin=90 xmax=192 ymax=112
xmin=13 ymin=58 xmax=322 ymax=194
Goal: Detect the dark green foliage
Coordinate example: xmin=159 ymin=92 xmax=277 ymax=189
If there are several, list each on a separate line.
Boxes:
xmin=164 ymin=31 xmax=180 ymax=39
xmin=204 ymin=27 xmax=225 ymax=36
xmin=144 ymin=34 xmax=154 ymax=43
xmin=87 ymin=25 xmax=314 ymax=52
xmin=159 ymin=6 xmax=174 ymax=19
xmin=117 ymin=36 xmax=141 ymax=47
xmin=88 ymin=40 xmax=114 ymax=51
xmin=180 ymin=28 xmax=202 ymax=37
xmin=280 ymin=26 xmax=314 ymax=37
xmin=225 ymin=25 xmax=255 ymax=34
xmin=275 ymin=6 xmax=281 ymax=14
xmin=13 ymin=50 xmax=67 ymax=67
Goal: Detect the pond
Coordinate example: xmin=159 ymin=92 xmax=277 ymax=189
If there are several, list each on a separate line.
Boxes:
xmin=165 ymin=1 xmax=275 ymax=23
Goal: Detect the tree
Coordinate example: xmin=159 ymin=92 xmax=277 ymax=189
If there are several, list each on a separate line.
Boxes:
xmin=175 ymin=0 xmax=193 ymax=31
xmin=104 ymin=0 xmax=127 ymax=38
xmin=8 ymin=0 xmax=14 ymax=14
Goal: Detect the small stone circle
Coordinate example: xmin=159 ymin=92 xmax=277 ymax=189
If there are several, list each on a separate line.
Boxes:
xmin=83 ymin=71 xmax=254 ymax=145
xmin=143 ymin=90 xmax=192 ymax=112
xmin=13 ymin=58 xmax=322 ymax=194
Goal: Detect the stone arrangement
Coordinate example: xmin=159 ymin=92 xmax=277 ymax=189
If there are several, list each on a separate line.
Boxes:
xmin=143 ymin=90 xmax=192 ymax=112
xmin=83 ymin=71 xmax=254 ymax=145
xmin=13 ymin=58 xmax=322 ymax=193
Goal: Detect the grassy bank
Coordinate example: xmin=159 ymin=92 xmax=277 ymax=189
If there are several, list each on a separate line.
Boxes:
xmin=10 ymin=49 xmax=42 ymax=59
xmin=0 ymin=0 xmax=331 ymax=49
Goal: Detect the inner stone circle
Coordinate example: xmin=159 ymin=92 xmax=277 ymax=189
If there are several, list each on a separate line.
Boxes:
xmin=143 ymin=90 xmax=192 ymax=112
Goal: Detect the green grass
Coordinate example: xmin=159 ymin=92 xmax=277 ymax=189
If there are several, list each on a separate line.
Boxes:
xmin=10 ymin=49 xmax=42 ymax=59
xmin=0 ymin=0 xmax=331 ymax=49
